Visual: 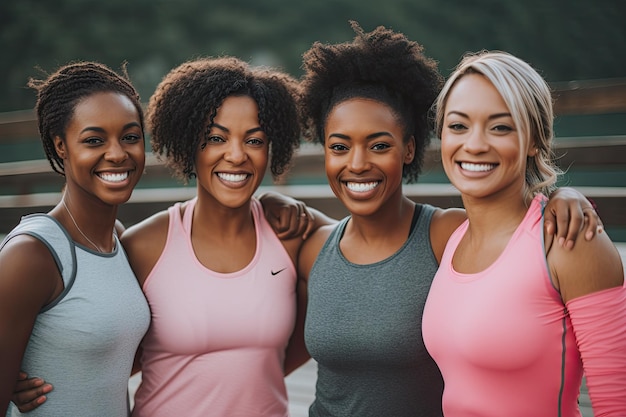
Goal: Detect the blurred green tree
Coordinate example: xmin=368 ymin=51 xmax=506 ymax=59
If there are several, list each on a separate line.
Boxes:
xmin=1 ymin=0 xmax=624 ymax=112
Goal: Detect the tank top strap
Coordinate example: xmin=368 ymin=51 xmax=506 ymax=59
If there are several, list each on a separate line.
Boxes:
xmin=1 ymin=214 xmax=77 ymax=313
xmin=181 ymin=197 xmax=197 ymax=233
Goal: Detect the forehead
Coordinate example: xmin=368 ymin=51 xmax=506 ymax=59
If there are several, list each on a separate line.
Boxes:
xmin=70 ymin=91 xmax=139 ymax=127
xmin=214 ymin=95 xmax=259 ymax=120
xmin=446 ymin=74 xmax=508 ymax=113
xmin=326 ymin=98 xmax=398 ymax=129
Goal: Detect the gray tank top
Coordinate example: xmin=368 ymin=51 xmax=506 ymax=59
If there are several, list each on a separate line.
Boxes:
xmin=305 ymin=204 xmax=444 ymax=417
xmin=3 ymin=214 xmax=150 ymax=417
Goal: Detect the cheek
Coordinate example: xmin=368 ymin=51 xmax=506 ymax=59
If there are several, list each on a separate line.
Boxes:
xmin=439 ymin=136 xmax=458 ymax=176
xmin=253 ymin=148 xmax=269 ymax=171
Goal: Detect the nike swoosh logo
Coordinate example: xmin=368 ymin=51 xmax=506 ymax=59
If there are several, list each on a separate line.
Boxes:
xmin=271 ymin=268 xmax=286 ymax=276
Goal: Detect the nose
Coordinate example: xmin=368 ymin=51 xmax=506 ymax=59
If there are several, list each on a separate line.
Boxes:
xmin=463 ymin=128 xmax=490 ymax=154
xmin=348 ymin=146 xmax=370 ymax=173
xmin=105 ymin=139 xmax=129 ymax=163
xmin=224 ymin=140 xmax=248 ymax=165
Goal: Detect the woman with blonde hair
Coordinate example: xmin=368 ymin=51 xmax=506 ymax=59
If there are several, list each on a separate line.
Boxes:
xmin=423 ymin=51 xmax=626 ymax=416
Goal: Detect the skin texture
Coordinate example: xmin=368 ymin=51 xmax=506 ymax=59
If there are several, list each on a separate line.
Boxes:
xmin=0 ymin=91 xmax=145 ymax=415
xmin=296 ymin=97 xmax=467 ymax=359
xmin=441 ymin=73 xmax=623 ymax=300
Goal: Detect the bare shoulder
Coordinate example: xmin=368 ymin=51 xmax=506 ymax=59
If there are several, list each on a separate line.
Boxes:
xmin=297 ymin=224 xmax=335 ymax=281
xmin=122 ymin=209 xmax=170 ymax=245
xmin=429 ymin=207 xmax=467 ymax=263
xmin=548 ymin=231 xmax=624 ymax=303
xmin=0 ymin=235 xmax=61 ymax=312
xmin=120 ymin=209 xmax=171 ymax=286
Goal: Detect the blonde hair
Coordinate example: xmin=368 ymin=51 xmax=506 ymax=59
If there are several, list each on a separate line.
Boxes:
xmin=434 ymin=51 xmax=561 ymax=201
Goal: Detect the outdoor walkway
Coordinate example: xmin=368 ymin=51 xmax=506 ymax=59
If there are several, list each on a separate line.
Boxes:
xmin=130 ymin=243 xmax=626 ymax=417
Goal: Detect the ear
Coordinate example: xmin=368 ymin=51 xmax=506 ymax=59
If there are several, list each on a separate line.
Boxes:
xmin=404 ymin=136 xmax=416 ymax=164
xmin=53 ymin=136 xmax=67 ymax=159
xmin=527 ymin=143 xmax=538 ymax=157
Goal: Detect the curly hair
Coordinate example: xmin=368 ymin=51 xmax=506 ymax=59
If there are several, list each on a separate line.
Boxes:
xmin=300 ymin=21 xmax=443 ymax=183
xmin=27 ymin=61 xmax=144 ymax=176
xmin=147 ymin=56 xmax=301 ymax=182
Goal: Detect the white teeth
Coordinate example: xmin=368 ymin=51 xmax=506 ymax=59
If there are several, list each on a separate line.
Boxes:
xmin=460 ymin=162 xmax=495 ymax=172
xmin=346 ymin=181 xmax=379 ymax=192
xmin=218 ymin=173 xmax=248 ymax=183
xmin=98 ymin=172 xmax=129 ymax=182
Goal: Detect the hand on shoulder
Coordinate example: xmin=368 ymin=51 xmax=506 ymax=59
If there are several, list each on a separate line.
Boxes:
xmin=547 ymin=230 xmax=624 ymax=303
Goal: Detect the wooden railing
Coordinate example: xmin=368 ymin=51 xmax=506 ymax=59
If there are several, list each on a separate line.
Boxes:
xmin=0 ymin=137 xmax=624 ymax=235
xmin=1 ymin=79 xmax=625 ymax=238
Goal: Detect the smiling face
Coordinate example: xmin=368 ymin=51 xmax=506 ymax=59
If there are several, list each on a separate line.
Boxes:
xmin=323 ymin=98 xmax=414 ymax=217
xmin=440 ymin=73 xmax=536 ymax=202
xmin=55 ymin=91 xmax=145 ymax=206
xmin=194 ymin=95 xmax=268 ymax=209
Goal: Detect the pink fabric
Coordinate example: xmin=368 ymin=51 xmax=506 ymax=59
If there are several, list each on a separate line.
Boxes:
xmin=424 ymin=195 xmax=584 ymax=417
xmin=567 ymin=284 xmax=626 ymax=416
xmin=132 ymin=198 xmax=296 ymax=417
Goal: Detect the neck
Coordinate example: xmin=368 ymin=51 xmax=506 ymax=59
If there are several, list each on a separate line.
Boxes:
xmin=60 ymin=191 xmax=115 ymax=253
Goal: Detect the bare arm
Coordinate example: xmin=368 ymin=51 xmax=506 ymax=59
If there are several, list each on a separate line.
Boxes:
xmin=283 ymin=225 xmax=334 ymax=375
xmin=548 ymin=225 xmax=622 ymax=304
xmin=258 ymin=191 xmax=336 ymax=240
xmin=0 ymin=237 xmax=60 ymax=415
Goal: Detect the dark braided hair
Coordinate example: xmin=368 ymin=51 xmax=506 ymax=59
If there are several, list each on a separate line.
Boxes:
xmin=147 ymin=56 xmax=301 ymax=182
xmin=27 ymin=61 xmax=144 ymax=176
xmin=300 ymin=21 xmax=443 ymax=183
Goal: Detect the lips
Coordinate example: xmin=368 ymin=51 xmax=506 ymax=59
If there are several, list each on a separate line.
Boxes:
xmin=97 ymin=171 xmax=130 ymax=183
xmin=345 ymin=181 xmax=380 ymax=193
xmin=217 ymin=172 xmax=249 ymax=183
xmin=459 ymin=162 xmax=497 ymax=172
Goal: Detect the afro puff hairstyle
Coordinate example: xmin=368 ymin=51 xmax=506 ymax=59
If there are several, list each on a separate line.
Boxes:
xmin=147 ymin=56 xmax=301 ymax=182
xmin=300 ymin=21 xmax=443 ymax=183
xmin=28 ymin=61 xmax=144 ymax=176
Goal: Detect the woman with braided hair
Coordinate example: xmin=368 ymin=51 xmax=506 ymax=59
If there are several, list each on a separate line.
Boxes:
xmin=295 ymin=22 xmax=601 ymax=416
xmin=0 ymin=61 xmax=151 ymax=416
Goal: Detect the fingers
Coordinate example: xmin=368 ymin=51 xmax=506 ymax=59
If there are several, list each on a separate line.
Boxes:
xmin=302 ymin=208 xmax=316 ymax=240
xmin=582 ymin=206 xmax=603 ymax=241
xmin=12 ymin=376 xmax=53 ymax=412
xmin=546 ymin=202 xmax=601 ymax=250
xmin=544 ymin=201 xmax=577 ymax=250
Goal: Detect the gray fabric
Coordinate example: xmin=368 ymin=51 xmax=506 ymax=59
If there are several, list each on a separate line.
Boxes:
xmin=3 ymin=214 xmax=150 ymax=417
xmin=305 ymin=204 xmax=444 ymax=417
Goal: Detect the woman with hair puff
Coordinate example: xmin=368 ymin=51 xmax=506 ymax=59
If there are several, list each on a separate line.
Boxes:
xmin=0 ymin=62 xmax=150 ymax=416
xmin=120 ymin=56 xmax=329 ymax=417
xmin=295 ymin=22 xmax=601 ymax=417
xmin=422 ymin=51 xmax=626 ymax=416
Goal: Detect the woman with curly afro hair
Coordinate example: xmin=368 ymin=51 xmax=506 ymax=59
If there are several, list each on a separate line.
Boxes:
xmin=295 ymin=22 xmax=599 ymax=417
xmin=118 ymin=56 xmax=329 ymax=417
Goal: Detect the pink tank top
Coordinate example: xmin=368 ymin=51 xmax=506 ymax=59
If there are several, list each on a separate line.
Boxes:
xmin=132 ymin=198 xmax=296 ymax=417
xmin=423 ymin=195 xmax=584 ymax=417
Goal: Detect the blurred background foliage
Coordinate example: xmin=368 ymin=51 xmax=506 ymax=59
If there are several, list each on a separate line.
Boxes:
xmin=1 ymin=0 xmax=625 ymax=112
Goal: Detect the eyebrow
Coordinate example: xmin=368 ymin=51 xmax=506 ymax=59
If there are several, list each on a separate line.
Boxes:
xmin=80 ymin=122 xmax=142 ymax=134
xmin=446 ymin=110 xmax=512 ymax=120
xmin=209 ymin=123 xmax=264 ymax=135
xmin=328 ymin=131 xmax=393 ymax=140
